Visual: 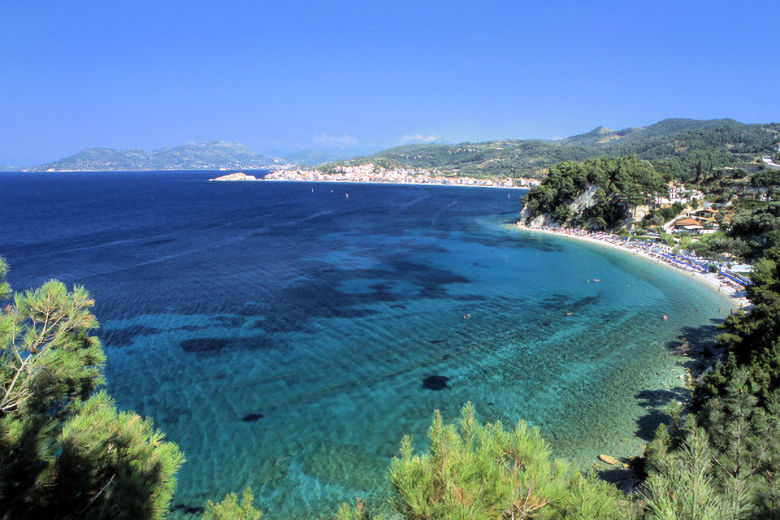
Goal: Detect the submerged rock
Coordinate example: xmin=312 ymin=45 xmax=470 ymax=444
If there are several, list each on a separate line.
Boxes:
xmin=422 ymin=375 xmax=449 ymax=391
xmin=171 ymin=504 xmax=205 ymax=515
xmin=180 ymin=337 xmax=230 ymax=352
xmin=598 ymin=454 xmax=622 ymax=466
xmin=241 ymin=413 xmax=264 ymax=422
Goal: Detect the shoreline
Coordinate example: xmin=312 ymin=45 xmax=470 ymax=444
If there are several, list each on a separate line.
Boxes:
xmin=260 ymin=178 xmax=525 ymax=190
xmin=259 ymin=163 xmax=538 ymax=189
xmin=513 ymin=223 xmax=750 ymax=309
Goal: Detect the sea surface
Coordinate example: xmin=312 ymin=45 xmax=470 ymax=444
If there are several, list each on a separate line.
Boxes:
xmin=0 ymin=171 xmax=732 ymax=518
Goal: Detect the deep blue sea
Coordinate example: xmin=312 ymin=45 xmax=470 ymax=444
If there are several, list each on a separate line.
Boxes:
xmin=0 ymin=171 xmax=732 ymax=518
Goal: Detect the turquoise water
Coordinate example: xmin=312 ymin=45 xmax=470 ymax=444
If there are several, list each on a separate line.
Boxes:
xmin=0 ymin=173 xmax=732 ymax=518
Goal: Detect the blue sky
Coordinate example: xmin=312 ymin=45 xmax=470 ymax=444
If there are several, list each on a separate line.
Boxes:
xmin=1 ymin=0 xmax=778 ymax=165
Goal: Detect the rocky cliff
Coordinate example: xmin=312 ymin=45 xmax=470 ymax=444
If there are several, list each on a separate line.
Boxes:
xmin=519 ymin=185 xmax=601 ymax=228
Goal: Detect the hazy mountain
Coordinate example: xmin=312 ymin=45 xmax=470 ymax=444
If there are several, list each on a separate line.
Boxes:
xmin=29 ymin=142 xmax=285 ymax=172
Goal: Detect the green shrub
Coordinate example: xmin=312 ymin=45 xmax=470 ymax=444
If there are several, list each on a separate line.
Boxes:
xmin=388 ymin=403 xmax=627 ymax=519
xmin=202 ymin=487 xmax=262 ymax=520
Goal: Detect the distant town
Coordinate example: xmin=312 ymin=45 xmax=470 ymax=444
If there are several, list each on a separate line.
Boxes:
xmin=256 ymin=163 xmax=540 ymax=188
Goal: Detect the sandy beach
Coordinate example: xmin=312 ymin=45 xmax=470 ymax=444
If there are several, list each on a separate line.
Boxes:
xmin=514 ymin=223 xmax=751 ymax=309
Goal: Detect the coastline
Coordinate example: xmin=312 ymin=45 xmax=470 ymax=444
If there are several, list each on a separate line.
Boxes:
xmin=260 ymin=178 xmax=524 ymax=190
xmin=513 ymin=223 xmax=750 ymax=309
xmin=258 ymin=163 xmax=539 ymax=189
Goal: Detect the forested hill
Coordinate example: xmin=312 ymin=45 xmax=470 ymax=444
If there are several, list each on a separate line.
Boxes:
xmin=326 ymin=119 xmax=780 ymax=180
xmin=28 ymin=142 xmax=285 ymax=172
xmin=519 ymin=155 xmax=667 ymax=230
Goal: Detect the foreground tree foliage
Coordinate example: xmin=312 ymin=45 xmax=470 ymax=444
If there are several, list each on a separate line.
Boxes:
xmin=643 ymin=372 xmax=780 ymax=519
xmin=704 ymin=245 xmax=780 ymax=401
xmin=333 ymin=498 xmax=376 ymax=520
xmin=641 ymin=244 xmax=780 ymax=519
xmin=387 ymin=403 xmax=628 ymax=520
xmin=0 ymin=257 xmax=184 ymax=520
xmin=642 ymin=428 xmax=752 ymax=520
xmin=202 ymin=487 xmax=262 ymax=520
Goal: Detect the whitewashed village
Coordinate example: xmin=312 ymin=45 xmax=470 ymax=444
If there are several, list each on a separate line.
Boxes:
xmin=262 ymin=163 xmax=541 ymax=188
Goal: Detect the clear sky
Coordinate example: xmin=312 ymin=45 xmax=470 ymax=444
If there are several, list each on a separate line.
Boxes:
xmin=1 ymin=0 xmax=778 ymax=165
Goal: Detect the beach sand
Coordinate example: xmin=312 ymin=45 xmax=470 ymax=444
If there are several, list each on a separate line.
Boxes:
xmin=513 ymin=223 xmax=751 ymax=309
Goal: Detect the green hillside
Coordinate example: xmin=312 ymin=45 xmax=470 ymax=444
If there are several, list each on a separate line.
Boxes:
xmin=326 ymin=119 xmax=780 ymax=180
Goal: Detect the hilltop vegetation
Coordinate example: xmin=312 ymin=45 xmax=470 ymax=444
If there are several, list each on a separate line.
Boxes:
xmin=324 ymin=140 xmax=600 ymax=178
xmin=520 ymin=155 xmax=666 ymax=230
xmin=327 ymin=119 xmax=780 ymax=180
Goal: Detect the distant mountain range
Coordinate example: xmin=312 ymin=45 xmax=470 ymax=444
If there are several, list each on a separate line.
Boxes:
xmin=22 ymin=119 xmax=780 ymax=177
xmin=28 ymin=142 xmax=287 ymax=172
xmin=325 ymin=118 xmax=780 ymax=180
xmin=24 ymin=142 xmax=377 ymax=172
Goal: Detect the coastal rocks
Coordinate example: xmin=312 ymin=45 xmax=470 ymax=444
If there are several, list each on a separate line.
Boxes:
xmin=518 ymin=180 xmax=653 ymax=230
xmin=517 ymin=206 xmax=560 ymax=229
xmin=209 ymin=172 xmax=258 ymax=181
xmin=518 ymin=185 xmax=599 ymax=228
xmin=518 ymin=202 xmax=551 ymax=228
xmin=568 ymin=185 xmax=600 ymax=215
xmin=631 ymin=204 xmax=652 ymax=225
xmin=523 ymin=212 xmax=559 ymax=229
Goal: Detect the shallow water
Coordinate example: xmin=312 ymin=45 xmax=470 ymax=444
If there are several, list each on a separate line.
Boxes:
xmin=0 ymin=172 xmax=731 ymax=518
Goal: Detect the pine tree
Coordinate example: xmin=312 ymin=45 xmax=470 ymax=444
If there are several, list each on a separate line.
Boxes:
xmin=703 ymin=245 xmax=780 ymax=402
xmin=0 ymin=256 xmax=184 ymax=519
xmin=202 ymin=487 xmax=262 ymax=520
xmin=334 ymin=498 xmax=378 ymax=520
xmin=387 ymin=402 xmax=627 ymax=519
xmin=642 ymin=428 xmax=751 ymax=520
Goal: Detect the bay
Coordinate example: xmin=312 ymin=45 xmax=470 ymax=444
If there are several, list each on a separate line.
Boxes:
xmin=0 ymin=171 xmax=730 ymax=518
